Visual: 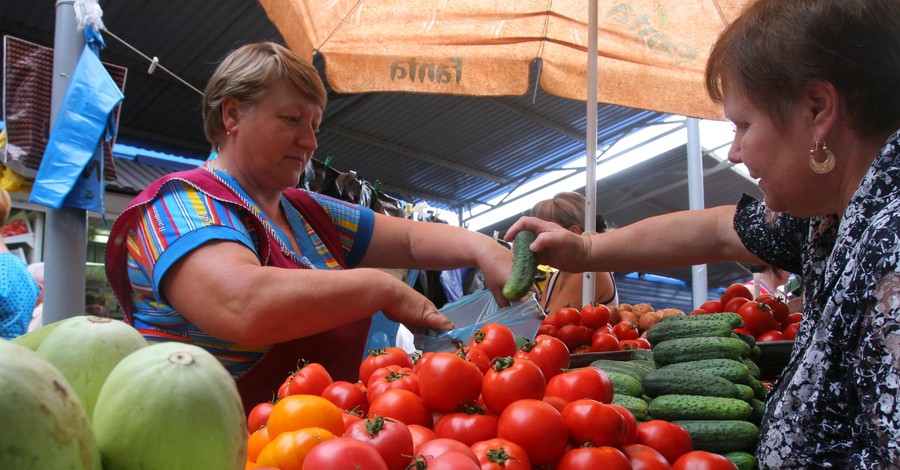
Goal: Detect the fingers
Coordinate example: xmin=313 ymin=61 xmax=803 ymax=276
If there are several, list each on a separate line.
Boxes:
xmin=423 ymin=310 xmax=455 ymax=331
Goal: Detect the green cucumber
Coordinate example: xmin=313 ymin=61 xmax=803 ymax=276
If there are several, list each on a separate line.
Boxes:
xmin=612 ymin=394 xmax=649 ymax=419
xmin=722 ymin=451 xmax=756 ymax=470
xmin=605 ymin=371 xmax=643 ymax=397
xmin=630 ymin=349 xmax=655 ymax=363
xmin=641 ymin=369 xmax=739 ymax=399
xmin=673 ymin=419 xmax=759 ymax=453
xmin=659 ymin=358 xmax=752 ymax=385
xmin=748 ymin=398 xmax=766 ymax=425
xmin=734 ymin=383 xmax=755 ymax=402
xmin=648 ymin=394 xmax=752 ymax=421
xmin=732 ymin=331 xmax=756 ymax=349
xmin=742 ymin=358 xmax=761 ymax=379
xmin=652 ymin=336 xmax=748 ymax=366
xmin=590 ymin=359 xmax=654 ymax=382
xmin=646 ymin=319 xmax=733 ymax=345
xmin=502 ymin=230 xmax=538 ymax=301
xmin=659 ymin=312 xmax=744 ymax=329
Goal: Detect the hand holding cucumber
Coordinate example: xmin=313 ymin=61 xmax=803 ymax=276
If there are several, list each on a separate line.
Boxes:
xmin=504 ymin=216 xmax=593 ymax=274
xmin=502 ymin=229 xmax=539 ymax=301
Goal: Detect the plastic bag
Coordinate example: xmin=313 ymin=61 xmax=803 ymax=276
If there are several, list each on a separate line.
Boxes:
xmin=413 ymin=289 xmax=544 ymax=353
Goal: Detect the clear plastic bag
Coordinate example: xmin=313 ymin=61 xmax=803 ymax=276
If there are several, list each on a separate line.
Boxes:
xmin=412 ymin=289 xmax=544 ymax=353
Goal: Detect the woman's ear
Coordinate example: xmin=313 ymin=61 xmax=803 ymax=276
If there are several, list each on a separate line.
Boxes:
xmin=805 ymin=79 xmax=840 ymax=139
xmin=220 ymin=97 xmax=241 ymax=131
xmin=568 ymin=224 xmax=583 ymax=235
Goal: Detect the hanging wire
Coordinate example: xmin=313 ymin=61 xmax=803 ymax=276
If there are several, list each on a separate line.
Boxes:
xmin=101 ymin=28 xmax=204 ymax=96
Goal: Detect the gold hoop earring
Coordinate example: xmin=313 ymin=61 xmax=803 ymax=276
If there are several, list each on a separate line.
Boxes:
xmin=809 ymin=140 xmax=835 ymax=174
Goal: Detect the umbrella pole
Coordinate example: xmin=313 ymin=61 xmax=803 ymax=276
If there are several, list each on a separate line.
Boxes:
xmin=582 ymin=0 xmax=598 ymax=307
xmin=686 ymin=117 xmax=708 ymax=307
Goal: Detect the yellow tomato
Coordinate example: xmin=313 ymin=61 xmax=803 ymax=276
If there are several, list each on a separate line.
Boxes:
xmin=266 ymin=394 xmax=344 ymax=438
xmin=255 ymin=427 xmax=336 ymax=470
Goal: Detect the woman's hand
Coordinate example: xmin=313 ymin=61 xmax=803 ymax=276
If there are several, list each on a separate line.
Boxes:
xmin=380 ymin=278 xmax=455 ymax=331
xmin=505 ymin=216 xmax=592 ymax=273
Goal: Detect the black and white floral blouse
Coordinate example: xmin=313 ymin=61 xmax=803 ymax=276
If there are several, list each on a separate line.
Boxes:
xmin=734 ymin=129 xmax=900 ymax=469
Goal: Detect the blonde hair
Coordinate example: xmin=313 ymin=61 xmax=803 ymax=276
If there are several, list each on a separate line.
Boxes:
xmin=0 ymin=189 xmax=11 ymax=226
xmin=202 ymin=42 xmax=327 ymax=149
xmin=531 ymin=192 xmax=586 ymax=231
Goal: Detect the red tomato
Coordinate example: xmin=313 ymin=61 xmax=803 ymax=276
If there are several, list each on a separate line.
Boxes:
xmin=622 ymin=443 xmax=673 ymax=470
xmin=417 ymin=451 xmax=481 ymax=470
xmin=537 ymin=323 xmax=559 ymax=337
xmin=636 ymin=337 xmax=652 ymax=349
xmin=545 ymin=366 xmax=614 ymax=405
xmin=415 ymin=438 xmax=480 ymax=468
xmin=613 ymin=321 xmax=639 ymax=340
xmin=360 ymin=347 xmax=414 ymax=384
xmin=542 ymin=394 xmax=569 ymax=412
xmin=672 ymin=450 xmax=737 ymax=470
xmin=738 ymin=301 xmax=776 ymax=336
xmin=247 ymin=401 xmax=275 ymax=433
xmin=556 ymin=324 xmax=593 ymax=350
xmin=555 ymin=306 xmax=582 ymax=326
xmin=720 ymin=283 xmax=753 ymax=305
xmin=515 ymin=334 xmax=570 ymax=381
xmin=341 ymin=408 xmax=364 ymax=431
xmin=407 ymin=424 xmax=437 ymax=453
xmin=732 ymin=327 xmax=754 ymax=337
xmin=698 ymin=300 xmax=724 ymax=314
xmin=344 ymin=415 xmax=414 ymax=470
xmin=286 ymin=361 xmax=334 ymax=396
xmin=722 ymin=296 xmax=750 ymax=314
xmin=497 ymin=399 xmax=569 ymax=466
xmin=688 ymin=309 xmax=710 ymax=315
xmin=411 ymin=351 xmax=434 ymax=374
xmin=580 ymin=303 xmax=611 ymax=329
xmin=609 ymin=403 xmax=639 ymax=445
xmin=432 ymin=408 xmax=499 ymax=446
xmin=756 ymin=329 xmax=786 ymax=342
xmin=457 ymin=345 xmax=491 ymax=375
xmin=321 ymin=380 xmax=369 ymax=415
xmin=591 ymin=333 xmax=620 ymax=352
xmin=417 ymin=351 xmax=483 ymax=412
xmin=481 ymin=357 xmax=546 ymax=415
xmin=756 ymin=293 xmax=791 ymax=325
xmin=366 ymin=366 xmax=420 ymax=404
xmin=636 ymin=420 xmax=693 ymax=464
xmin=470 ymin=437 xmax=531 ymax=470
xmin=592 ymin=323 xmax=615 ymax=339
xmin=301 ymin=437 xmax=389 ymax=470
xmin=542 ymin=312 xmax=562 ymax=328
xmin=556 ymin=446 xmax=632 ymax=470
xmin=783 ymin=322 xmax=800 ymax=340
xmin=561 ymin=399 xmax=626 ymax=447
xmin=470 ymin=323 xmax=518 ymax=360
xmin=783 ymin=312 xmax=803 ymax=328
xmin=368 ymin=388 xmax=432 ymax=428
xmin=619 ymin=339 xmax=641 ymax=350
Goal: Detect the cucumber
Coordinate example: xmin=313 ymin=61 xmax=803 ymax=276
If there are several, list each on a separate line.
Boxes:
xmin=722 ymin=451 xmax=756 ymax=470
xmin=742 ymin=358 xmax=761 ymax=379
xmin=641 ymin=369 xmax=739 ymax=399
xmin=612 ymin=394 xmax=649 ymax=419
xmin=734 ymin=383 xmax=754 ymax=402
xmin=646 ymin=319 xmax=733 ymax=345
xmin=659 ymin=358 xmax=752 ymax=385
xmin=747 ymin=376 xmax=768 ymax=400
xmin=648 ymin=394 xmax=752 ymax=421
xmin=502 ymin=230 xmax=538 ymax=301
xmin=748 ymin=398 xmax=766 ymax=425
xmin=590 ymin=359 xmax=654 ymax=382
xmin=732 ymin=331 xmax=756 ymax=349
xmin=673 ymin=419 xmax=759 ymax=453
xmin=605 ymin=371 xmax=643 ymax=397
xmin=659 ymin=312 xmax=744 ymax=329
xmin=750 ymin=345 xmax=762 ymax=360
xmin=652 ymin=337 xmax=748 ymax=366
xmin=630 ymin=349 xmax=655 ymax=363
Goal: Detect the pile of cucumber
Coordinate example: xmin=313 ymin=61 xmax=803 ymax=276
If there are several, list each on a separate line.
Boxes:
xmin=594 ymin=312 xmax=765 ymax=470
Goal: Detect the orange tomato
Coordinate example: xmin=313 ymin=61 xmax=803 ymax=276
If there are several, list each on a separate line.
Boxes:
xmin=248 ymin=426 xmax=272 ymax=463
xmin=267 ymin=394 xmax=344 ymax=439
xmin=255 ymin=427 xmax=336 ymax=470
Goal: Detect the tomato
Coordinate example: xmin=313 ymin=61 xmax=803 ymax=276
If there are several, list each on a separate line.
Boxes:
xmin=536 ymin=323 xmax=559 ymax=337
xmin=545 ymin=366 xmax=614 ymax=404
xmin=286 ymin=361 xmax=334 ymax=397
xmin=470 ymin=437 xmax=531 ymax=470
xmin=417 ymin=451 xmax=481 ymax=470
xmin=756 ymin=293 xmax=790 ymax=325
xmin=360 ymin=347 xmax=414 ymax=384
xmin=267 ymin=394 xmax=345 ymax=439
xmin=636 ymin=420 xmax=693 ymax=464
xmin=366 ymin=366 xmax=420 ymax=404
xmin=248 ymin=401 xmax=275 ymax=432
xmin=412 ymin=351 xmax=435 ymax=374
xmin=256 ymin=426 xmax=336 ymax=470
xmin=407 ymin=423 xmax=437 ymax=453
xmin=301 ymin=437 xmax=389 ymax=470
xmin=561 ymin=399 xmax=626 ymax=447
xmin=277 ymin=374 xmax=292 ymax=399
xmin=783 ymin=321 xmax=800 ymax=340
xmin=608 ymin=403 xmax=638 ymax=445
xmin=720 ymin=283 xmax=753 ymax=305
xmin=621 ymin=443 xmax=673 ymax=470
xmin=417 ymin=351 xmax=484 ymax=412
xmin=432 ymin=407 xmax=499 ymax=446
xmin=248 ymin=426 xmax=272 ymax=464
xmin=619 ymin=339 xmax=641 ymax=350
xmin=556 ymin=324 xmax=593 ymax=350
xmin=415 ymin=438 xmax=480 ymax=465
xmin=497 ymin=399 xmax=568 ymax=465
xmin=321 ymin=380 xmax=369 ymax=415
xmin=344 ymin=415 xmax=414 ymax=470
xmin=613 ymin=321 xmax=639 ymax=340
xmin=556 ymin=446 xmax=632 ymax=470
xmin=542 ymin=394 xmax=569 ymax=412
xmin=542 ymin=312 xmax=562 ymax=328
xmin=737 ymin=301 xmax=776 ymax=336
xmin=368 ymin=388 xmax=432 ymax=428
xmin=470 ymin=323 xmax=518 ymax=360
xmin=481 ymin=357 xmax=546 ymax=415
xmin=688 ymin=309 xmax=710 ymax=315
xmin=341 ymin=407 xmax=365 ymax=431
xmin=698 ymin=300 xmax=723 ymax=314
xmin=592 ymin=323 xmax=615 ymax=339
xmin=672 ymin=450 xmax=737 ymax=470
xmin=756 ymin=329 xmax=786 ymax=342
xmin=515 ymin=334 xmax=570 ymax=381
xmin=636 ymin=337 xmax=652 ymax=349
xmin=782 ymin=312 xmax=803 ymax=329
xmin=555 ymin=306 xmax=582 ymax=326
xmin=591 ymin=332 xmax=620 ymax=352
xmin=580 ymin=303 xmax=611 ymax=329
xmin=732 ymin=327 xmax=754 ymax=337
xmin=722 ymin=296 xmax=750 ymax=314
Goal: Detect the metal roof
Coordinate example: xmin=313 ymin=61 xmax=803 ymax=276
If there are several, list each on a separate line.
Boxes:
xmin=0 ymin=0 xmax=762 ymax=288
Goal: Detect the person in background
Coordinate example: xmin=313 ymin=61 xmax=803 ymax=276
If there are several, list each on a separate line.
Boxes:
xmin=506 ymin=0 xmax=899 ymax=466
xmin=530 ymin=192 xmax=618 ymax=313
xmin=0 ymin=189 xmax=39 ymax=339
xmin=26 ymin=262 xmax=43 ymax=332
xmin=105 ymin=42 xmax=513 ymax=411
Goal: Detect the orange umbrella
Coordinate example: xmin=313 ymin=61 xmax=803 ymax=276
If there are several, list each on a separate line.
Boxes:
xmin=260 ymin=0 xmax=747 ymax=120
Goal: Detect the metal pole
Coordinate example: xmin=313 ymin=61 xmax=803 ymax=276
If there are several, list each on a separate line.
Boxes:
xmin=43 ymin=0 xmax=87 ymax=323
xmin=686 ymin=117 xmax=707 ymax=308
xmin=582 ymin=0 xmax=598 ymax=307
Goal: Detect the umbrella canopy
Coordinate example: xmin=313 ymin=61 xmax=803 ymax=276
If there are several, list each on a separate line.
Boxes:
xmin=260 ymin=0 xmax=747 ymax=120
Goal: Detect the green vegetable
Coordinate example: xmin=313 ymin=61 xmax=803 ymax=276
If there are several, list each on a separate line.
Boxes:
xmin=612 ymin=393 xmax=649 ymax=419
xmin=652 ymin=336 xmax=748 ymax=366
xmin=590 ymin=359 xmax=654 ymax=382
xmin=722 ymin=451 xmax=756 ymax=470
xmin=742 ymin=358 xmax=761 ymax=379
xmin=648 ymin=394 xmax=752 ymax=421
xmin=673 ymin=419 xmax=759 ymax=453
xmin=502 ymin=230 xmax=538 ymax=301
xmin=734 ymin=383 xmax=755 ymax=402
xmin=748 ymin=398 xmax=766 ymax=425
xmin=660 ymin=312 xmax=744 ymax=329
xmin=659 ymin=358 xmax=752 ymax=385
xmin=605 ymin=371 xmax=644 ymax=397
xmin=646 ymin=319 xmax=733 ymax=344
xmin=641 ymin=368 xmax=740 ymax=399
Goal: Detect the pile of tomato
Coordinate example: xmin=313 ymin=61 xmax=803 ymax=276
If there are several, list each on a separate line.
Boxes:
xmin=694 ymin=283 xmax=802 ymax=342
xmin=244 ymin=322 xmax=739 ymax=470
xmin=536 ymin=303 xmax=655 ymax=354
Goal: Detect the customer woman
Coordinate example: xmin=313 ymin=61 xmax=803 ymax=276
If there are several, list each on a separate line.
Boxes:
xmin=530 ymin=192 xmax=617 ymax=313
xmin=106 ymin=42 xmax=512 ymax=410
xmin=0 ymin=189 xmax=40 ymax=340
xmin=506 ymin=0 xmax=899 ymax=466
